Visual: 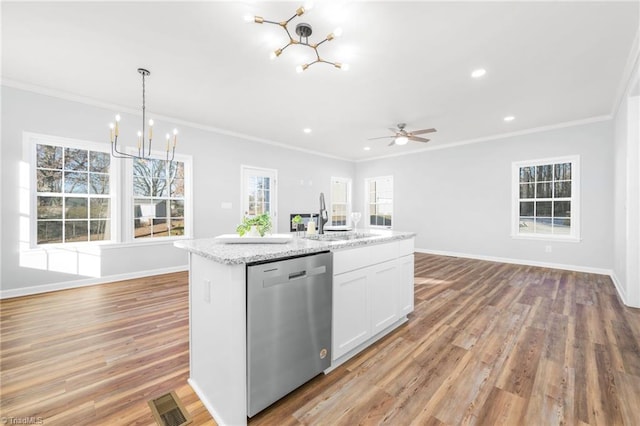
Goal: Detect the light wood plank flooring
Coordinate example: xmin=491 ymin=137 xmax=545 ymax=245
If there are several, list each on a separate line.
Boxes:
xmin=1 ymin=253 xmax=639 ymax=425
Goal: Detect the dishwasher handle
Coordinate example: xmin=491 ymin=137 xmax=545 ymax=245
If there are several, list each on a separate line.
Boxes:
xmin=289 ymin=270 xmax=306 ymax=280
xmin=263 ymin=265 xmax=327 ymax=288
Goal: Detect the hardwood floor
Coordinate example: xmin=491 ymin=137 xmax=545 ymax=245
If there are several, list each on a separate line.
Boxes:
xmin=2 ymin=253 xmax=639 ymax=425
xmin=0 ymin=272 xmax=214 ymax=425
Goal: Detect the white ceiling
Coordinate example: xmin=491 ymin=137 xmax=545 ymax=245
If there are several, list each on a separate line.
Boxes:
xmin=2 ymin=1 xmax=638 ymax=160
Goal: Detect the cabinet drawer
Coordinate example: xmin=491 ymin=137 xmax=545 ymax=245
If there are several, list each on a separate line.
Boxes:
xmin=333 ymin=241 xmax=399 ymax=275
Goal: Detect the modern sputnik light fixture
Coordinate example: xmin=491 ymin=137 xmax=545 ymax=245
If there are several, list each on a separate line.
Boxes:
xmin=109 ymin=68 xmax=178 ymax=162
xmin=248 ymin=4 xmax=349 ymax=73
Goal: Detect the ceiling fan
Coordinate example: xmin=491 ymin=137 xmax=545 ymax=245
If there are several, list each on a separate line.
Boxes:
xmin=369 ymin=123 xmax=437 ymax=146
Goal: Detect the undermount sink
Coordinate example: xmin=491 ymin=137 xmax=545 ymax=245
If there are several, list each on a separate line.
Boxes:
xmin=305 ymin=232 xmax=375 ymax=242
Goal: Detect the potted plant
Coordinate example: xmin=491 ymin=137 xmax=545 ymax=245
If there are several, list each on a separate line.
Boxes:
xmin=236 ymin=213 xmax=272 ymax=237
xmin=291 ymin=215 xmax=303 ymax=236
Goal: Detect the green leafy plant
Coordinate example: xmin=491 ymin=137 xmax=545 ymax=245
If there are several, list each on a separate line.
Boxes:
xmin=291 ymin=214 xmax=304 ymax=233
xmin=236 ymin=213 xmax=272 ymax=237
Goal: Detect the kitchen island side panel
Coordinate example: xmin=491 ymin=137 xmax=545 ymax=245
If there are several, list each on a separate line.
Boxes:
xmin=189 ymin=253 xmax=247 ymax=425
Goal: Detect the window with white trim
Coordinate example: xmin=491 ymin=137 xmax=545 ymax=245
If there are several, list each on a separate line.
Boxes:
xmin=32 ymin=136 xmax=116 ymax=245
xmin=241 ymin=165 xmax=278 ymax=230
xmin=132 ymin=156 xmax=191 ymax=239
xmin=365 ymin=176 xmax=393 ymax=228
xmin=330 ymin=177 xmax=351 ymax=226
xmin=512 ymin=156 xmax=580 ymax=240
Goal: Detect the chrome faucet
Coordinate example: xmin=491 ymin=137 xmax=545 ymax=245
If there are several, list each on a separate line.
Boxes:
xmin=318 ymin=192 xmax=328 ymax=234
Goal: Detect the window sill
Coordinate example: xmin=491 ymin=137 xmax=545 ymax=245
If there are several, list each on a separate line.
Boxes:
xmin=24 ymin=236 xmax=192 ymax=253
xmin=510 ymin=234 xmax=581 ymax=243
xmin=100 ymin=236 xmax=192 ymax=251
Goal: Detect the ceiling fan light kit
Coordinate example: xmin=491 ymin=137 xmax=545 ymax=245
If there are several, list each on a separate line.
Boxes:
xmin=250 ymin=4 xmax=348 ymax=73
xmin=394 ymin=136 xmax=409 ymax=145
xmin=368 ymin=123 xmax=437 ymax=147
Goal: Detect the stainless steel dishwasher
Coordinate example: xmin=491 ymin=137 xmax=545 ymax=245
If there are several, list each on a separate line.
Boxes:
xmin=247 ymin=251 xmax=332 ymax=417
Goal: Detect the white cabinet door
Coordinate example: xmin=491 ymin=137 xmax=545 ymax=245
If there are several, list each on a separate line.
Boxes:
xmin=332 ymin=269 xmax=370 ymax=360
xmin=331 ymin=238 xmax=415 ymax=363
xmin=397 ymin=254 xmax=415 ymax=316
xmin=370 ymin=260 xmax=399 ymax=334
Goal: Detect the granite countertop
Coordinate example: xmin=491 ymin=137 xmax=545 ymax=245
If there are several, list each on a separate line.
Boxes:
xmin=174 ymin=229 xmax=415 ymax=265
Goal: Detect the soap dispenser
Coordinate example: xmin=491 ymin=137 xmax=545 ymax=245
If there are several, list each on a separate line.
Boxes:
xmin=306 ymin=215 xmax=317 ymax=235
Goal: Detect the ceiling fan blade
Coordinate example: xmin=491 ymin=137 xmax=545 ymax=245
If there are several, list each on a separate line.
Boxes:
xmin=388 ymin=140 xmax=396 ymax=146
xmin=409 ymin=136 xmax=430 ymax=143
xmin=410 ymin=128 xmax=437 ymax=136
xmin=368 ymin=135 xmax=394 ymax=140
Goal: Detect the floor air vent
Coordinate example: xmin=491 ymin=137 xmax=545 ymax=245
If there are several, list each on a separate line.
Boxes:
xmin=148 ymin=391 xmax=192 ymax=426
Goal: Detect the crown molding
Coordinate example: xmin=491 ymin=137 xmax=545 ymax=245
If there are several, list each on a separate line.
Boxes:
xmin=355 ymin=115 xmax=612 ymax=163
xmin=1 ymin=79 xmax=350 ymax=162
xmin=611 ymin=26 xmax=640 ymax=116
xmin=1 ymin=78 xmax=616 ymax=165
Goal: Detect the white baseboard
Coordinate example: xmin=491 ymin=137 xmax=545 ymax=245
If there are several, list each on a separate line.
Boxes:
xmin=610 ymin=272 xmax=640 ymax=309
xmin=415 ymin=247 xmax=613 ymax=276
xmin=609 ymin=272 xmax=629 ymax=306
xmin=414 ymin=247 xmax=640 ymax=308
xmin=0 ymin=265 xmax=188 ymax=299
xmin=188 ymin=378 xmax=236 ymax=426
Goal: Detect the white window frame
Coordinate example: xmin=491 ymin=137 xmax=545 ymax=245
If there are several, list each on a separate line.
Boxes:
xmin=511 ymin=155 xmax=580 ymax=242
xmin=24 ymin=132 xmax=120 ymax=248
xmin=365 ymin=175 xmax=394 ymax=229
xmin=123 ymin=151 xmax=193 ymax=243
xmin=240 ymin=165 xmax=278 ymax=232
xmin=330 ymin=177 xmax=352 ymax=227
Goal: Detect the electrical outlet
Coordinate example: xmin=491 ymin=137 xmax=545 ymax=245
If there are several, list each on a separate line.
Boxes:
xmin=545 ymin=245 xmax=552 ymax=253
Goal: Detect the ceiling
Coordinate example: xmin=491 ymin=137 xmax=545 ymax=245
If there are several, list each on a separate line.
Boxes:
xmin=2 ymin=1 xmax=638 ymax=161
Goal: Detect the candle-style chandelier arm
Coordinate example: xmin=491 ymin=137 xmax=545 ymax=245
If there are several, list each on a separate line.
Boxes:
xmin=110 ymin=131 xmax=176 ymax=162
xmin=110 ymin=135 xmax=176 ymax=162
xmin=108 ymin=68 xmax=179 ymax=163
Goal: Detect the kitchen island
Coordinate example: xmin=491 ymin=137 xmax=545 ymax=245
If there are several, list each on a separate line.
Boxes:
xmin=175 ymin=229 xmax=415 ymax=425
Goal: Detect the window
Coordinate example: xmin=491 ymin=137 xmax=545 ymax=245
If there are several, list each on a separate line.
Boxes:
xmin=132 ymin=156 xmax=190 ymax=239
xmin=27 ymin=133 xmax=191 ymax=247
xmin=365 ymin=176 xmax=393 ymax=228
xmin=512 ymin=156 xmax=580 ymax=240
xmin=33 ymin=138 xmax=115 ymax=245
xmin=330 ymin=177 xmax=352 ymax=226
xmin=241 ymin=166 xmax=278 ymax=230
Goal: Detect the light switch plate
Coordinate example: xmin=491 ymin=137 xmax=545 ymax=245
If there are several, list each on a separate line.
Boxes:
xmin=203 ymin=280 xmax=211 ymax=303
xmin=221 ymin=202 xmax=232 ymax=209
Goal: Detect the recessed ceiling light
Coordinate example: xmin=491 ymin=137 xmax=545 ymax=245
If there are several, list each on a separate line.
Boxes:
xmin=471 ymin=68 xmax=486 ymax=78
xmin=363 ymin=146 xmax=371 ymax=151
xmin=504 ymin=116 xmax=515 ymax=122
xmin=303 ymin=128 xmax=312 ymax=134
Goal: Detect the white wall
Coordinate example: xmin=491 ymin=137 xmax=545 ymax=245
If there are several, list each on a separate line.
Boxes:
xmin=2 ymin=85 xmax=634 ymax=304
xmin=0 ymin=86 xmax=354 ymax=295
xmin=355 ymin=120 xmax=614 ymax=272
xmin=613 ymin=58 xmax=640 ymax=308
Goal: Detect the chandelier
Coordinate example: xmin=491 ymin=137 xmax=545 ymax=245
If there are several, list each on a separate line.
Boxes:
xmin=248 ymin=4 xmax=349 ymax=73
xmin=109 ymin=68 xmax=178 ymax=162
